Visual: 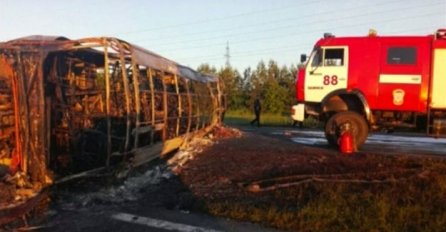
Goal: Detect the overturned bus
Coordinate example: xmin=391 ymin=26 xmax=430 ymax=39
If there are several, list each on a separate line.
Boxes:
xmin=0 ymin=36 xmax=224 ymax=217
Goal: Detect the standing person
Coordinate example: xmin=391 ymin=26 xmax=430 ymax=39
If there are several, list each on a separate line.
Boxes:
xmin=250 ymin=98 xmax=261 ymax=127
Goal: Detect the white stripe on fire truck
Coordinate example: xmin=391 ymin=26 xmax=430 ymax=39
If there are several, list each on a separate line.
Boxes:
xmin=379 ymin=74 xmax=422 ymax=84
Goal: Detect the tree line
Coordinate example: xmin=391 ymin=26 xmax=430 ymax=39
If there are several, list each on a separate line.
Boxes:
xmin=198 ymin=60 xmax=297 ymax=115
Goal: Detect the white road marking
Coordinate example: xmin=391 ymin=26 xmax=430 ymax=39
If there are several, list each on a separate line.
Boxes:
xmin=111 ymin=212 xmax=222 ymax=232
xmin=290 ymin=137 xmax=326 ymax=145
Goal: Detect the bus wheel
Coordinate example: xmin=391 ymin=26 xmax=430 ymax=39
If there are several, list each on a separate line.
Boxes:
xmin=324 ymin=111 xmax=369 ymax=149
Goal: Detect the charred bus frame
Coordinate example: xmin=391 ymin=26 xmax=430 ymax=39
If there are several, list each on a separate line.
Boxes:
xmin=0 ymin=36 xmax=224 ymax=189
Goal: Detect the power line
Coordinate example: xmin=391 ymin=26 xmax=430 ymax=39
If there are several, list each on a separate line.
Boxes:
xmin=177 ymin=44 xmax=309 ymax=61
xmin=101 ymin=1 xmax=443 ymax=69
xmin=128 ymin=0 xmax=429 ymax=46
xmin=178 ymin=25 xmax=438 ymax=67
xmin=132 ymin=0 xmax=405 ymax=45
xmin=158 ymin=8 xmax=443 ymax=56
xmin=115 ymin=0 xmax=323 ymax=36
xmin=175 ymin=11 xmax=441 ymax=63
xmin=142 ymin=0 xmax=443 ymax=52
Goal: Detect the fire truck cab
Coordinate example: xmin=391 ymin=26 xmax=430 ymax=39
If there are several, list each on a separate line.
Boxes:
xmin=292 ymin=29 xmax=446 ymax=149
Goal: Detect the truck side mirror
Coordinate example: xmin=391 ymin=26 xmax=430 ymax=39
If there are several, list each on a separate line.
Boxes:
xmin=300 ymin=54 xmax=307 ymax=63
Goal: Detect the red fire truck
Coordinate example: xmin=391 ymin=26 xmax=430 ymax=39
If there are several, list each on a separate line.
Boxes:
xmin=292 ymin=29 xmax=446 ymax=149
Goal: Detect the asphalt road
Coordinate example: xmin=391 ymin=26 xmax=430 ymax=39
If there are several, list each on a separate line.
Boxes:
xmin=242 ymin=126 xmax=446 ymax=156
xmin=40 ymin=205 xmax=280 ymax=232
xmin=27 ymin=126 xmax=445 ymax=232
xmin=37 ymin=157 xmax=281 ymax=232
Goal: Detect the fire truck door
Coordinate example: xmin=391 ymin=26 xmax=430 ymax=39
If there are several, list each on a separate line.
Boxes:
xmin=431 ymin=48 xmax=446 ymax=109
xmin=305 ymin=46 xmax=348 ymax=102
xmin=378 ymin=45 xmax=423 ymax=111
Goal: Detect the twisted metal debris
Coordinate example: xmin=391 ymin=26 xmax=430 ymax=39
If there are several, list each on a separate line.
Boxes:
xmin=0 ymin=36 xmax=224 ymax=224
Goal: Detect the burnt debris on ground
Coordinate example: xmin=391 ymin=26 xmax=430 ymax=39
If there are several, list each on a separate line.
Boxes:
xmin=175 ymin=127 xmax=446 ymax=231
xmin=1 ymin=125 xmax=238 ymax=231
xmin=0 ymin=35 xmax=225 ymax=229
xmin=3 ymin=125 xmax=446 ymax=231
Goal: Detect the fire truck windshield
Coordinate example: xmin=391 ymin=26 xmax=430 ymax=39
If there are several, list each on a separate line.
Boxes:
xmin=310 ymin=48 xmax=322 ymax=67
xmin=308 ymin=48 xmax=322 ymax=74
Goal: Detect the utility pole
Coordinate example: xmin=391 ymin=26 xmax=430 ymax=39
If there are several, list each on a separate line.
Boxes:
xmin=225 ymin=41 xmax=231 ymax=68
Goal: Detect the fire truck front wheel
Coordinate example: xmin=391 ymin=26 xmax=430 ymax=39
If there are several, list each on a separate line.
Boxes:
xmin=324 ymin=111 xmax=369 ymax=149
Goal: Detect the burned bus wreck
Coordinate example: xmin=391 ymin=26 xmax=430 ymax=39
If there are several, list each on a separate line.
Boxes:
xmin=0 ymin=36 xmax=223 ymax=219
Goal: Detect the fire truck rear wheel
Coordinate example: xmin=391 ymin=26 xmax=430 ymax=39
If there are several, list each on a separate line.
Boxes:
xmin=324 ymin=111 xmax=369 ymax=149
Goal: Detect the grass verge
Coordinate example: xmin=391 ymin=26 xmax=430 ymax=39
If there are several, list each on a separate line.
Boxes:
xmin=204 ymin=170 xmax=446 ymax=231
xmin=224 ymin=110 xmax=321 ymax=128
xmin=181 ymin=130 xmax=446 ymax=231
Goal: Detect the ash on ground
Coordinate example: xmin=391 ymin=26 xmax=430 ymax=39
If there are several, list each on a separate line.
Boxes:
xmin=51 ymin=125 xmax=241 ymax=211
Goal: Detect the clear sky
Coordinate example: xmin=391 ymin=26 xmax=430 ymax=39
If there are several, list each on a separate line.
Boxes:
xmin=1 ymin=0 xmax=445 ymax=71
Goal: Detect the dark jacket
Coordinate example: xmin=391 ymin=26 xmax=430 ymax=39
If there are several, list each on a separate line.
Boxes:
xmin=254 ymin=99 xmax=261 ymax=113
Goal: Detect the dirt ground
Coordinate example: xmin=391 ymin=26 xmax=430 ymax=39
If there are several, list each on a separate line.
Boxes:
xmin=2 ymin=126 xmax=446 ymax=231
xmin=177 ymin=126 xmax=446 ymax=231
